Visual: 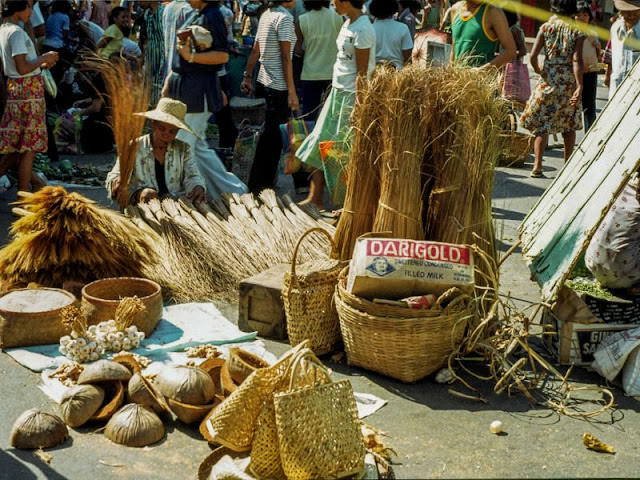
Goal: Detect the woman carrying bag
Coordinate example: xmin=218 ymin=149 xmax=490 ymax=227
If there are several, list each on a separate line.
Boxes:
xmin=501 ymin=11 xmax=530 ymax=109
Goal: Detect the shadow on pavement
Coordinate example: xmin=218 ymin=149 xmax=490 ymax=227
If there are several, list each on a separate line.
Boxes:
xmin=3 ymin=447 xmax=71 ymax=480
xmin=493 ymin=170 xmax=548 ymax=200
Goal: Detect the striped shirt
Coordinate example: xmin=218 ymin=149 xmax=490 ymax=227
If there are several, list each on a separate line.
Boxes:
xmin=256 ymin=6 xmax=296 ymax=91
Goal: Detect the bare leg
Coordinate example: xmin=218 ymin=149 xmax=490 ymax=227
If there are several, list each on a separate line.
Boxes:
xmin=298 ymin=169 xmax=325 ymax=210
xmin=562 ymin=130 xmax=576 ymax=162
xmin=532 ymin=133 xmax=548 ymax=174
xmin=17 ymin=151 xmax=35 ymax=192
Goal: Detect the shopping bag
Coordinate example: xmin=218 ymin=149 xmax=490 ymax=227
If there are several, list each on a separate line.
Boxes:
xmin=232 ymin=124 xmax=261 ymax=185
xmin=319 ymin=140 xmax=349 ymax=207
xmin=284 ymin=118 xmax=313 ymax=175
xmin=502 ymin=59 xmax=531 ymax=105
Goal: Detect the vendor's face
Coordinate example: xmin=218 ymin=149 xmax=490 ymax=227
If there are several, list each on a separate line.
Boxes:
xmin=189 ymin=0 xmax=206 ymax=10
xmin=152 ymin=121 xmax=179 ymax=148
xmin=17 ymin=0 xmax=33 ymax=23
xmin=334 ymin=0 xmax=347 ymax=15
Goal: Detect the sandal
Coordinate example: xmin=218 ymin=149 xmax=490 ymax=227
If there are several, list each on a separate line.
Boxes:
xmin=530 ymin=169 xmax=544 ymax=178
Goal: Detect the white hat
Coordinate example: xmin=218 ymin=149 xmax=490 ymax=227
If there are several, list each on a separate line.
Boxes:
xmin=134 ymin=98 xmax=200 ymax=138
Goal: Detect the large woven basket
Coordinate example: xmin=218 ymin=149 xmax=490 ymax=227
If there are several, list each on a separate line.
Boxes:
xmin=0 ymin=288 xmax=76 ymax=348
xmin=497 ymin=131 xmax=533 ymax=168
xmin=81 ymin=277 xmax=162 ymax=336
xmin=283 ymin=228 xmax=346 ymax=355
xmin=336 ymin=272 xmax=471 ymax=383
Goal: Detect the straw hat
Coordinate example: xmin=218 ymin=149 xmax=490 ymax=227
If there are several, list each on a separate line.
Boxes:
xmin=614 ymin=0 xmax=640 ymax=10
xmin=134 ymin=98 xmax=199 ymax=138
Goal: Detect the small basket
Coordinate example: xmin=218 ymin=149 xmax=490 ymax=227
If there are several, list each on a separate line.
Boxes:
xmin=229 ymin=97 xmax=266 ymax=128
xmin=336 ymin=271 xmax=471 ymax=383
xmin=232 ymin=123 xmax=261 ymax=185
xmin=0 ymin=288 xmax=76 ymax=348
xmin=81 ymin=277 xmax=162 ymax=337
xmin=283 ymin=228 xmax=347 ymax=355
xmin=498 ymin=131 xmax=533 ymax=167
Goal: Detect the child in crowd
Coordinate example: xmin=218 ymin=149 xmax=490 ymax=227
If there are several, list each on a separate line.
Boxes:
xmin=371 ymin=0 xmax=413 ymax=69
xmin=97 ymin=6 xmax=131 ymax=60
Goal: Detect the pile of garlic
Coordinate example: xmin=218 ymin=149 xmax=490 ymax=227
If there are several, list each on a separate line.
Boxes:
xmin=92 ymin=320 xmax=145 ymax=353
xmin=59 ymin=335 xmax=101 ymax=363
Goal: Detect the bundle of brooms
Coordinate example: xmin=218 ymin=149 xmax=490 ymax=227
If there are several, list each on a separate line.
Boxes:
xmin=126 ymin=190 xmax=336 ymax=302
xmin=0 ymin=187 xmax=161 ymax=288
xmin=81 ymin=53 xmax=149 ymax=208
xmin=334 ymin=65 xmax=508 ymax=284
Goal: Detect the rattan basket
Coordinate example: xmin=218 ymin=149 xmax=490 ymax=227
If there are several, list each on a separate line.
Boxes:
xmin=283 ymin=228 xmax=347 ymax=355
xmin=498 ymin=131 xmax=533 ymax=167
xmin=81 ymin=277 xmax=162 ymax=336
xmin=335 ymin=272 xmax=471 ymax=383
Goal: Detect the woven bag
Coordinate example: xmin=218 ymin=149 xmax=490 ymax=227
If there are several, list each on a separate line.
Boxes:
xmin=199 ymin=341 xmax=310 ymax=451
xmin=283 ymin=228 xmax=346 ymax=355
xmin=275 ymin=380 xmax=365 ymax=480
xmin=249 ymin=348 xmax=332 ymax=480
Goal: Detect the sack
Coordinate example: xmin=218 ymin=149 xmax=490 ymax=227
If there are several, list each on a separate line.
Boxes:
xmin=318 ymin=140 xmax=349 ymax=207
xmin=501 ymin=59 xmax=531 ymax=104
xmin=283 ymin=118 xmax=312 ymax=175
xmin=275 ymin=380 xmax=365 ymax=480
xmin=232 ymin=124 xmax=261 ymax=185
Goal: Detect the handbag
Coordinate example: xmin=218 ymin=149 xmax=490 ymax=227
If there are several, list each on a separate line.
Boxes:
xmin=501 ymin=59 xmax=531 ymax=105
xmin=283 ymin=118 xmax=312 ymax=175
xmin=42 ymin=69 xmax=57 ymax=98
xmin=318 ymin=140 xmax=349 ymax=207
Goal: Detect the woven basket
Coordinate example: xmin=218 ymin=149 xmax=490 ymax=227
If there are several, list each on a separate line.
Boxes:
xmin=336 ymin=273 xmax=471 ymax=383
xmin=0 ymin=288 xmax=77 ymax=348
xmin=283 ymin=228 xmax=346 ymax=355
xmin=497 ymin=131 xmax=533 ymax=167
xmin=81 ymin=277 xmax=162 ymax=337
xmin=229 ymin=96 xmax=266 ymax=127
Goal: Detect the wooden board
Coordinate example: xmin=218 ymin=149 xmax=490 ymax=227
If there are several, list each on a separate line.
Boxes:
xmin=238 ymin=263 xmax=290 ymax=340
xmin=519 ymin=61 xmax=640 ymax=303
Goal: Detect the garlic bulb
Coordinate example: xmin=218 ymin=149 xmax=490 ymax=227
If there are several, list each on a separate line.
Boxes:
xmin=10 ymin=410 xmax=68 ymax=449
xmin=489 ymin=420 xmax=504 ymax=434
xmin=105 ymin=404 xmax=164 ymax=447
xmin=59 ymin=335 xmax=102 ymax=363
xmin=155 ymin=365 xmax=215 ymax=405
xmin=60 ymin=384 xmax=105 ymax=427
xmin=93 ymin=321 xmax=145 ymax=353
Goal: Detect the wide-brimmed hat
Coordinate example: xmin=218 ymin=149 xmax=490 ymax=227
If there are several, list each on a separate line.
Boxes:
xmin=134 ymin=98 xmax=200 ymax=138
xmin=614 ymin=0 xmax=640 ymax=11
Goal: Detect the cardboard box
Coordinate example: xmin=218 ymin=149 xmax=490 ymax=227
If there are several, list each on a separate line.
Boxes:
xmin=238 ymin=263 xmax=289 ymax=340
xmin=582 ymin=293 xmax=640 ymax=325
xmin=347 ymin=238 xmax=474 ymax=299
xmin=543 ymin=310 xmax=637 ymax=366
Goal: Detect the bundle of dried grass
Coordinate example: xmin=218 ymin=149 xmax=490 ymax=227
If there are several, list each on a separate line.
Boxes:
xmin=81 ymin=53 xmax=149 ymax=208
xmin=331 ymin=69 xmax=386 ymax=260
xmin=0 ymin=187 xmax=160 ymax=288
xmin=371 ymin=67 xmax=427 ymax=240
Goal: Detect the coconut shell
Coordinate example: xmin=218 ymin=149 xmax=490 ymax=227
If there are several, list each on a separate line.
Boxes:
xmin=91 ymin=381 xmax=125 ymax=421
xmin=10 ymin=409 xmax=68 ymax=449
xmin=198 ymin=357 xmax=225 ymax=392
xmin=60 ymin=384 xmax=105 ymax=427
xmin=167 ymin=397 xmax=220 ymax=424
xmin=112 ymin=353 xmax=142 ymax=375
xmin=155 ymin=365 xmax=215 ymax=405
xmin=227 ymin=348 xmax=269 ymax=384
xmin=105 ymin=404 xmax=164 ymax=447
xmin=127 ymin=373 xmax=168 ymax=414
xmin=77 ymin=360 xmax=132 ymax=384
xmin=220 ymin=362 xmax=238 ymax=396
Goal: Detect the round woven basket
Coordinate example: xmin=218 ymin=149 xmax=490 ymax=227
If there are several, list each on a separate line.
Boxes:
xmin=497 ymin=131 xmax=533 ymax=167
xmin=335 ymin=274 xmax=471 ymax=383
xmin=81 ymin=277 xmax=162 ymax=336
xmin=0 ymin=288 xmax=76 ymax=348
xmin=283 ymin=228 xmax=347 ymax=356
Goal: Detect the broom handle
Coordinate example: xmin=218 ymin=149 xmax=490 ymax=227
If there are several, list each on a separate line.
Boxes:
xmin=289 ymin=227 xmax=336 ymax=282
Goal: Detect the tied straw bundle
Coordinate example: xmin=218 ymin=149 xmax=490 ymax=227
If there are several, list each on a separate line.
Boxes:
xmin=81 ymin=53 xmax=150 ymax=208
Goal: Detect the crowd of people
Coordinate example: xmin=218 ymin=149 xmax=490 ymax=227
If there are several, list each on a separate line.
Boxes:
xmin=0 ymin=0 xmax=637 ymax=209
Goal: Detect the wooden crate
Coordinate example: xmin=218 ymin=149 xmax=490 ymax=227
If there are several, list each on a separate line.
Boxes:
xmin=238 ymin=263 xmax=289 ymax=339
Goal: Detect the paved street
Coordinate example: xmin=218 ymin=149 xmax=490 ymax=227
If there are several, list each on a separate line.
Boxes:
xmin=2 ymin=78 xmax=640 ymax=479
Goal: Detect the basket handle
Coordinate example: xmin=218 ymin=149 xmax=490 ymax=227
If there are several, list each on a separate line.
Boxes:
xmin=285 ymin=347 xmax=331 ymax=392
xmin=289 ymin=227 xmax=335 ymax=282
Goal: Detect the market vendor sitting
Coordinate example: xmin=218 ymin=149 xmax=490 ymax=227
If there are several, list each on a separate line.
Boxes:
xmin=106 ymin=98 xmax=206 ymax=206
xmin=585 ymin=174 xmax=640 ymax=289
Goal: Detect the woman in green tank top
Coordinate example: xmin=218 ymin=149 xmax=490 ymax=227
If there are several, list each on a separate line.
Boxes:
xmin=450 ymin=0 xmax=515 ymax=68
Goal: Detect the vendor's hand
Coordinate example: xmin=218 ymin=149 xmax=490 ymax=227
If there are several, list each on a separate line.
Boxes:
xmin=178 ymin=37 xmax=193 ymax=60
xmin=111 ymin=178 xmax=121 ymax=198
xmin=187 ymin=185 xmax=206 ymax=205
xmin=240 ymin=77 xmax=253 ymax=95
xmin=288 ymin=91 xmax=299 ymax=112
xmin=41 ymin=51 xmax=58 ymax=69
xmin=137 ymin=188 xmax=158 ymax=203
xmin=569 ymin=87 xmax=583 ymax=106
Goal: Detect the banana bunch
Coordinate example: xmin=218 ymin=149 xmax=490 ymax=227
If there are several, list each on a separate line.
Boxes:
xmin=92 ymin=320 xmax=145 ymax=353
xmin=58 ymin=335 xmax=101 ymax=363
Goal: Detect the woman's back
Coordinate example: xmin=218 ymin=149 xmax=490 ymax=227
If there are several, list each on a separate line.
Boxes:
xmin=541 ymin=16 xmax=579 ymax=65
xmin=299 ymin=7 xmax=343 ymax=81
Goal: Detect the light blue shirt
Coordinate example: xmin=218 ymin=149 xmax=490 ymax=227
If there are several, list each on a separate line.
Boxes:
xmin=610 ymin=18 xmax=640 ymax=98
xmin=43 ymin=12 xmax=70 ymax=49
xmin=163 ymin=0 xmax=194 ymax=80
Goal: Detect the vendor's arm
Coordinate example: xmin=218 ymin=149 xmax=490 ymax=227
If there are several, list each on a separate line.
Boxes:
xmin=529 ymin=29 xmax=544 ymax=76
xmin=571 ymin=36 xmax=585 ymax=106
xmin=178 ymin=38 xmax=229 ymax=65
xmin=181 ymin=143 xmax=207 ymax=203
xmin=294 ymin=20 xmax=304 ymax=56
xmin=484 ymin=6 xmax=516 ymax=68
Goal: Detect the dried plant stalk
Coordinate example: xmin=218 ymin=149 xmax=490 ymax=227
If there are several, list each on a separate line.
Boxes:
xmin=114 ymin=296 xmax=146 ymax=330
xmin=81 ymin=53 xmax=150 ymax=208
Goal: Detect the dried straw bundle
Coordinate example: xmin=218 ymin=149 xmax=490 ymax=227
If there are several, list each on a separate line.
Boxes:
xmin=81 ymin=53 xmax=149 ymax=208
xmin=0 ymin=187 xmax=160 ymax=288
xmin=331 ymin=69 xmax=386 ymax=260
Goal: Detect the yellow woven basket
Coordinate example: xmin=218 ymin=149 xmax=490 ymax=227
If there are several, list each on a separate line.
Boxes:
xmin=336 ymin=272 xmax=471 ymax=383
xmin=283 ymin=228 xmax=347 ymax=355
